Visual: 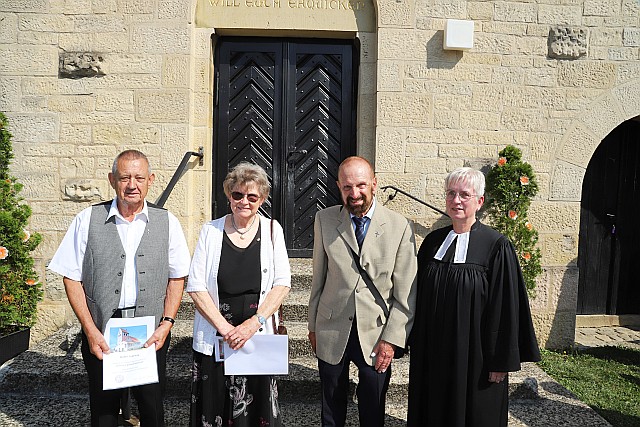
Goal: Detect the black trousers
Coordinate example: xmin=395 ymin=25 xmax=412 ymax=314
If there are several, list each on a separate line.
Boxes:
xmin=318 ymin=320 xmax=391 ymax=427
xmin=80 ymin=330 xmax=170 ymax=427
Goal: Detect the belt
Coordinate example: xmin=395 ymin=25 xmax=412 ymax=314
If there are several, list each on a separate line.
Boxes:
xmin=113 ymin=307 xmax=136 ymax=318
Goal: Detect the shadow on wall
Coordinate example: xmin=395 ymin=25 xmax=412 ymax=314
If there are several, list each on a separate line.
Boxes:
xmin=412 ymin=216 xmax=451 ymax=243
xmin=425 ymin=31 xmax=463 ymax=70
xmin=531 ymin=257 xmax=579 ymax=350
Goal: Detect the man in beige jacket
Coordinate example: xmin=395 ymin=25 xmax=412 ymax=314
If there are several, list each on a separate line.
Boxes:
xmin=308 ymin=156 xmax=418 ymax=427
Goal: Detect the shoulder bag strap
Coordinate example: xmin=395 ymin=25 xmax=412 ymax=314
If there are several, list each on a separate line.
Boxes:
xmin=349 ymin=249 xmax=390 ymax=319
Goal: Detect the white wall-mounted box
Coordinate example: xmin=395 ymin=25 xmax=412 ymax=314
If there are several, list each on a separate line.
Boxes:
xmin=443 ymin=19 xmax=474 ymax=51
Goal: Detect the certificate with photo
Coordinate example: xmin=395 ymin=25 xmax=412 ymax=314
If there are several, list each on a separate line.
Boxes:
xmin=102 ymin=316 xmax=158 ymax=390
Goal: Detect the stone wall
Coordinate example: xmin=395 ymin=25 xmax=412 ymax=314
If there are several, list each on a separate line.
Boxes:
xmin=1 ymin=0 xmax=639 ymax=347
xmin=0 ymin=0 xmax=206 ymax=341
xmin=373 ymin=0 xmax=640 ymax=348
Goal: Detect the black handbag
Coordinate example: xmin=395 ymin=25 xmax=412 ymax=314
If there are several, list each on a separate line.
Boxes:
xmin=349 ymin=249 xmax=406 ymax=359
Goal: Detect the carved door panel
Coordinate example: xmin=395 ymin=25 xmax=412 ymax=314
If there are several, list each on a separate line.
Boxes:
xmin=213 ymin=37 xmax=357 ymax=257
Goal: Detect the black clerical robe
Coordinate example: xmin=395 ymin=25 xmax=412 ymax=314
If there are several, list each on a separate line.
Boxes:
xmin=407 ymin=221 xmax=540 ymax=427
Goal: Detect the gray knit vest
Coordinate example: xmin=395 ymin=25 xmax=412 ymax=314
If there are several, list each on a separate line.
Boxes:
xmin=82 ymin=201 xmax=170 ymax=333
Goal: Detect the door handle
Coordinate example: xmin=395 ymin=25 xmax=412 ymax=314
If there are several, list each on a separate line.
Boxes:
xmin=287 ymin=149 xmax=308 ymax=164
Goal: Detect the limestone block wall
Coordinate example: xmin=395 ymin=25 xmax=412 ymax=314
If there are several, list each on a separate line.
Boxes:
xmin=2 ymin=0 xmax=640 ymax=349
xmin=374 ymin=0 xmax=640 ymax=348
xmin=0 ymin=0 xmax=205 ymax=341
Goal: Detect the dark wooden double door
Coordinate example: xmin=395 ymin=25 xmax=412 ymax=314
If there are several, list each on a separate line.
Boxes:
xmin=578 ymin=120 xmax=640 ymax=315
xmin=213 ymin=37 xmax=358 ymax=257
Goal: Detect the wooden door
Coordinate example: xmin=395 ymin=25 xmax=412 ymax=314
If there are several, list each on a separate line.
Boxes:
xmin=578 ymin=120 xmax=640 ymax=314
xmin=213 ymin=37 xmax=358 ymax=257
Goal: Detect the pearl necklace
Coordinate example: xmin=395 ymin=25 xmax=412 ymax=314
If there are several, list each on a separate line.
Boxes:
xmin=231 ymin=214 xmax=257 ymax=239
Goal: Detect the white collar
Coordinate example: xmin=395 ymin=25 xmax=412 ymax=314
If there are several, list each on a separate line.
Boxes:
xmin=434 ymin=229 xmax=470 ymax=263
xmin=107 ymin=199 xmax=149 ymax=223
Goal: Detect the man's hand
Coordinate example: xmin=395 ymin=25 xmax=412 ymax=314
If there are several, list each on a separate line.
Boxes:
xmin=308 ymin=331 xmax=317 ymax=354
xmin=372 ymin=340 xmax=395 ymax=373
xmin=144 ymin=322 xmax=172 ymax=351
xmin=86 ymin=329 xmax=110 ymax=360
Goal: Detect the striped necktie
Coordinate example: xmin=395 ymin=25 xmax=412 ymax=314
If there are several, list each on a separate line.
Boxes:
xmin=353 ymin=216 xmax=367 ymax=250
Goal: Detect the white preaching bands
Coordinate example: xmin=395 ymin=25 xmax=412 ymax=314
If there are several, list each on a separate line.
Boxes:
xmin=433 ymin=230 xmax=470 ymax=263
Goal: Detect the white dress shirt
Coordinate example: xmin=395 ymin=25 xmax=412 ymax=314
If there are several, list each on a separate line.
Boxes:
xmin=349 ymin=197 xmax=377 ymax=235
xmin=48 ymin=199 xmax=191 ymax=308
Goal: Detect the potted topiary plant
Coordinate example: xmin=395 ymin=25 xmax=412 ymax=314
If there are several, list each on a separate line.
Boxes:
xmin=0 ymin=112 xmax=43 ymax=366
xmin=485 ymin=145 xmax=542 ymax=295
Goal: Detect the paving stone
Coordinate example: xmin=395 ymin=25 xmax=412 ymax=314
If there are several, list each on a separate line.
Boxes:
xmin=0 ymin=261 xmax=624 ymax=426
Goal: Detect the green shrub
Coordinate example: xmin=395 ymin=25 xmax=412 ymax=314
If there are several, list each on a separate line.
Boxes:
xmin=485 ymin=145 xmax=542 ymax=294
xmin=0 ymin=112 xmax=43 ymax=331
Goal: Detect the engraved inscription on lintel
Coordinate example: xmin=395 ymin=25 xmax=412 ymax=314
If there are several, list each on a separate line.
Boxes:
xmin=209 ymin=0 xmax=366 ymax=10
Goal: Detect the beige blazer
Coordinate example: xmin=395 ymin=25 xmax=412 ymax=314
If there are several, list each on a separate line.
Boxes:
xmin=308 ymin=202 xmax=418 ymax=366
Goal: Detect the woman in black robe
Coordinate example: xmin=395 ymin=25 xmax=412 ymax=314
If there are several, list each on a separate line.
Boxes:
xmin=407 ymin=167 xmax=540 ymax=427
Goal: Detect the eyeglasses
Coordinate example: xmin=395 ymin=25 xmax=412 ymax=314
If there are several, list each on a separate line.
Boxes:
xmin=231 ymin=191 xmax=260 ymax=203
xmin=445 ymin=190 xmax=477 ymax=202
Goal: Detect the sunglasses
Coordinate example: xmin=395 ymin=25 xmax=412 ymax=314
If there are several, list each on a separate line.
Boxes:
xmin=231 ymin=191 xmax=260 ymax=203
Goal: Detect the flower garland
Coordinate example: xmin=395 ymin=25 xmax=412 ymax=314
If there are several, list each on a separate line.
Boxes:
xmin=486 ymin=145 xmax=542 ymax=294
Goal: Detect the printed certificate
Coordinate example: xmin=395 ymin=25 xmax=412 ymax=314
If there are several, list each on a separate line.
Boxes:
xmin=102 ymin=316 xmax=158 ymax=390
xmin=223 ymin=335 xmax=289 ymax=375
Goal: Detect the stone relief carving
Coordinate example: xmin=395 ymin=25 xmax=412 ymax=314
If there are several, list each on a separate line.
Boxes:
xmin=58 ymin=52 xmax=105 ymax=79
xmin=63 ymin=180 xmax=106 ymax=201
xmin=548 ymin=26 xmax=588 ymax=60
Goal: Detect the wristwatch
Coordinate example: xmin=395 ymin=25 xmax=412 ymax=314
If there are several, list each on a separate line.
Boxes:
xmin=160 ymin=316 xmax=175 ymax=325
xmin=255 ymin=314 xmax=267 ymax=326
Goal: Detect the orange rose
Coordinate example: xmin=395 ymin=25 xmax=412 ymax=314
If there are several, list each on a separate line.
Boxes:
xmin=0 ymin=246 xmax=8 ymax=260
xmin=522 ymin=252 xmax=531 ymax=261
xmin=525 ymin=221 xmax=533 ymax=231
xmin=520 ymin=175 xmax=530 ymax=185
xmin=25 ymin=279 xmax=37 ymax=286
xmin=498 ymin=157 xmax=507 ymax=166
xmin=508 ymin=210 xmax=518 ymax=220
xmin=22 ymin=229 xmax=30 ymax=242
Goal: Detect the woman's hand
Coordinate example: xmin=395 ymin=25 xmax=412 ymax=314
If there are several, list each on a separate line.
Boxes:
xmin=224 ymin=316 xmax=261 ymax=350
xmin=488 ymin=371 xmax=507 ymax=383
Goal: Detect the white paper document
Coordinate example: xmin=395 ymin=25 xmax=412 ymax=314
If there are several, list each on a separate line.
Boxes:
xmin=223 ymin=335 xmax=289 ymax=375
xmin=102 ymin=316 xmax=159 ymax=390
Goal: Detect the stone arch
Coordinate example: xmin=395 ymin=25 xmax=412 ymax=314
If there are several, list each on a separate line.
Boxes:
xmin=550 ymin=78 xmax=640 ymax=201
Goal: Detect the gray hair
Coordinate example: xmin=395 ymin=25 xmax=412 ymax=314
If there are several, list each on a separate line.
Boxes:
xmin=112 ymin=150 xmax=152 ymax=175
xmin=444 ymin=167 xmax=485 ymax=197
xmin=223 ymin=162 xmax=271 ymax=199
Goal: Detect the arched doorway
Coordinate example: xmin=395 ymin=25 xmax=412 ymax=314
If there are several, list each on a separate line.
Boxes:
xmin=577 ymin=118 xmax=640 ymax=315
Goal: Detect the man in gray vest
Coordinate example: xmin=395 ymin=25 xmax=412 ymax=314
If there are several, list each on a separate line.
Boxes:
xmin=49 ymin=150 xmax=191 ymax=427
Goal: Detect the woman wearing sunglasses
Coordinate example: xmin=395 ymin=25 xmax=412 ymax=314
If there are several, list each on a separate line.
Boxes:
xmin=407 ymin=167 xmax=540 ymax=427
xmin=187 ymin=162 xmax=291 ymax=427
